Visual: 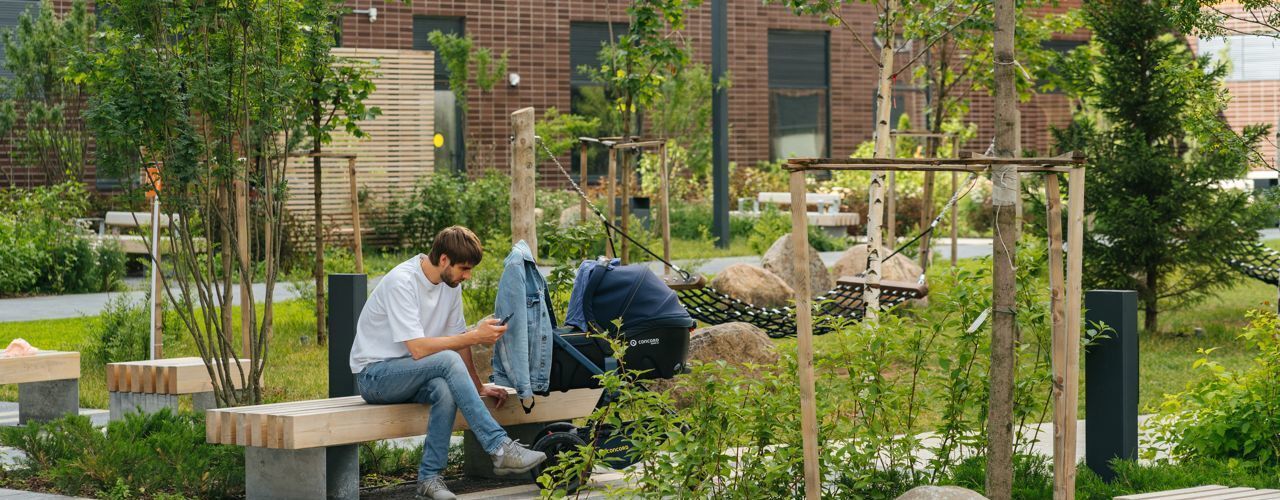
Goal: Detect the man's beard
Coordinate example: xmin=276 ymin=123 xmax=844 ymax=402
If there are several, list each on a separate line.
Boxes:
xmin=441 ymin=267 xmax=463 ymax=288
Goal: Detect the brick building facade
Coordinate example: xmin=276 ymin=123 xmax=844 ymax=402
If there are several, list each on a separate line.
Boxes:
xmin=3 ymin=0 xmax=1274 ymax=189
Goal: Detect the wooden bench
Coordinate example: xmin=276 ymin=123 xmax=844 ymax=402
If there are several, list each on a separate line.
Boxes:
xmin=93 ymin=211 xmax=206 ymax=255
xmin=732 ymin=192 xmax=860 ymax=237
xmin=0 ymin=351 xmax=80 ymax=424
xmin=206 ymin=386 xmax=603 ymax=499
xmin=1116 ymin=485 xmax=1280 ymax=499
xmin=107 ymin=357 xmax=248 ymax=421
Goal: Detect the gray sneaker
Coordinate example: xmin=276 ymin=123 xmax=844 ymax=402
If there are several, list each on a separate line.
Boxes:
xmin=491 ymin=439 xmax=548 ymax=475
xmin=415 ymin=476 xmax=456 ymax=500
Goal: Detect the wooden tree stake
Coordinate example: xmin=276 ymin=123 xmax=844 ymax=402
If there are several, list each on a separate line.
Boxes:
xmin=347 ymin=157 xmax=364 ymax=274
xmin=580 ymin=142 xmax=589 ymax=224
xmin=606 ymin=148 xmax=617 ymax=259
xmin=1061 ymin=168 xmax=1086 ymax=499
xmin=510 ymin=107 xmax=537 ymax=260
xmin=790 ymin=170 xmax=821 ymax=500
xmin=660 ymin=143 xmax=672 ymax=274
xmin=236 ymin=179 xmax=251 ymax=357
xmin=1046 ymin=173 xmax=1070 ymax=499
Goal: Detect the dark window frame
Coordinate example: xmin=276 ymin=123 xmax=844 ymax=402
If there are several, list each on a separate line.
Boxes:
xmin=414 ymin=15 xmax=466 ymax=172
xmin=768 ymin=29 xmax=831 ymax=162
xmin=570 ymin=21 xmax=628 ymax=180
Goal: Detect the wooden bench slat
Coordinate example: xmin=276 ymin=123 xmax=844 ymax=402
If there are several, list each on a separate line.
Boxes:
xmin=1117 ymin=486 xmax=1231 ymax=500
xmin=108 ymin=357 xmax=249 ymax=395
xmin=1207 ymin=490 xmax=1280 ymax=500
xmin=0 ymin=351 xmax=79 ymax=385
xmin=207 ymin=387 xmax=603 ymax=450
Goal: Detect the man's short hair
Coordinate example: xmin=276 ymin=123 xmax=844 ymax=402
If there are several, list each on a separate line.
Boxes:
xmin=428 ymin=226 xmax=484 ymax=266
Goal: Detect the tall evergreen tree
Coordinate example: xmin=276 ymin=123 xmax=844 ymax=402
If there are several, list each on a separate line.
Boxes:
xmin=1058 ymin=0 xmax=1273 ymax=332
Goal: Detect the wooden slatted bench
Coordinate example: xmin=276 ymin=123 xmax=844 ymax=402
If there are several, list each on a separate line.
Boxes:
xmin=107 ymin=357 xmax=248 ymax=421
xmin=731 ymin=191 xmax=860 ymax=238
xmin=206 ymin=386 xmax=603 ymax=500
xmin=0 ymin=351 xmax=80 ymax=424
xmin=1116 ymin=485 xmax=1280 ymax=500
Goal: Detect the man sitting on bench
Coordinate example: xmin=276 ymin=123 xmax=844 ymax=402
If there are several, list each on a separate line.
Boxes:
xmin=350 ymin=226 xmax=547 ymax=500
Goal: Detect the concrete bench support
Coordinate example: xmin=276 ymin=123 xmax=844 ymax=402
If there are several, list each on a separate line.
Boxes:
xmin=17 ymin=379 xmax=79 ymax=424
xmin=246 ymin=445 xmax=358 ymax=500
xmin=108 ymin=391 xmax=219 ymax=421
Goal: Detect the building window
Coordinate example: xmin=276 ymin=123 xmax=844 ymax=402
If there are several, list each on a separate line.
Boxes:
xmin=0 ymin=0 xmax=37 ymax=81
xmin=414 ymin=16 xmax=466 ymax=172
xmin=1197 ymin=35 xmax=1280 ymax=81
xmin=570 ymin=21 xmax=626 ymax=177
xmin=769 ymin=30 xmax=829 ymax=161
xmin=1038 ymin=39 xmax=1086 ymax=93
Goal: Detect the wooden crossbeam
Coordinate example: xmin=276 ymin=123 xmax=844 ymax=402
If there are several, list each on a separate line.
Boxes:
xmin=206 ymin=386 xmax=603 ymax=450
xmin=0 ymin=351 xmax=79 ymax=385
xmin=785 ymin=151 xmax=1086 ymax=172
xmin=835 ymin=275 xmax=929 ymax=296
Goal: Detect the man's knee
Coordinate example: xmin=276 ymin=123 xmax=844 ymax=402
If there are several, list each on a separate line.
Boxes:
xmin=428 ymin=349 xmax=466 ymax=371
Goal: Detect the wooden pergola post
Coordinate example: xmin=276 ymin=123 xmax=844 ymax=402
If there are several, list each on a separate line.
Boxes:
xmin=579 ymin=142 xmax=589 ymax=224
xmin=789 ymin=169 xmax=821 ymax=500
xmin=510 ymin=107 xmax=537 ymax=259
xmin=347 ymin=157 xmax=364 ymax=274
xmin=606 ymin=148 xmax=617 ymax=259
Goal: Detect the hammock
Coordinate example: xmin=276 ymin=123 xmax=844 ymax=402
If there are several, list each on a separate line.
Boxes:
xmin=667 ymin=275 xmax=928 ymax=338
xmin=1226 ymin=239 xmax=1280 ymax=286
xmin=538 ymin=137 xmax=946 ymax=337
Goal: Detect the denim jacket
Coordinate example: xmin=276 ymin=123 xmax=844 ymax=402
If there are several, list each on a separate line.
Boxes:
xmin=492 ymin=240 xmax=553 ymax=401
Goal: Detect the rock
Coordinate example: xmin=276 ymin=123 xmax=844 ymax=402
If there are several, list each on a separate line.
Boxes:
xmin=762 ymin=234 xmax=833 ymax=293
xmin=895 ymin=486 xmax=986 ymax=500
xmin=831 ymin=244 xmax=924 ymax=283
xmin=648 ymin=322 xmax=780 ymax=407
xmin=709 ymin=264 xmax=795 ymax=308
xmin=557 ymin=206 xmax=581 ymax=228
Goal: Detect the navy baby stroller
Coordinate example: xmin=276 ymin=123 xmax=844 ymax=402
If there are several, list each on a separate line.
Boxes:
xmin=530 ymin=260 xmax=695 ymax=489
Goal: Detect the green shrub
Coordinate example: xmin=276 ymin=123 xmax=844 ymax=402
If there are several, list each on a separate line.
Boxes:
xmin=0 ymin=410 xmax=243 ymax=498
xmin=0 ymin=183 xmax=125 ymax=296
xmin=84 ymin=294 xmax=150 ymax=365
xmin=1148 ymin=309 xmax=1280 ymax=466
xmin=398 ymin=170 xmax=511 ymax=248
xmin=668 ymin=202 xmax=754 ymax=240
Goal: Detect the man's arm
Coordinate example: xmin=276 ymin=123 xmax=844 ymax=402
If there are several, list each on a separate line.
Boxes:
xmin=402 ymin=317 xmax=507 ymax=360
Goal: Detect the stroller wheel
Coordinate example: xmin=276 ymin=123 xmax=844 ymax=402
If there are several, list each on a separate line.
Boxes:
xmin=531 ymin=430 xmax=589 ymax=493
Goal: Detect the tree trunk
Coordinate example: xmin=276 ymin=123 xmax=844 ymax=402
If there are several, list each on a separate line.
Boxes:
xmin=865 ymin=0 xmax=898 ymax=322
xmin=987 ymin=0 xmax=1018 ymax=496
xmin=312 ymin=121 xmax=326 ymax=347
xmin=1144 ymin=269 xmax=1159 ymax=333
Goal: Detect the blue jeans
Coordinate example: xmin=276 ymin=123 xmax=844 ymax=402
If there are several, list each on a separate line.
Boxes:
xmin=356 ymin=350 xmax=509 ymax=480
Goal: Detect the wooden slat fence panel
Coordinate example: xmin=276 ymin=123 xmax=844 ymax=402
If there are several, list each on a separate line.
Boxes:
xmin=285 ymin=48 xmax=434 ymax=250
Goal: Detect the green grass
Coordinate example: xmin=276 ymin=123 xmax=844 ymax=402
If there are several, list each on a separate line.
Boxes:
xmin=0 ymin=300 xmax=327 ymax=409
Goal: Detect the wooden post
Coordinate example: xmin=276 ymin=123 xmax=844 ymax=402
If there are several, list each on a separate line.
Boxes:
xmin=887 ymin=172 xmax=897 ymax=247
xmin=660 ymin=143 xmax=672 ymax=274
xmin=620 ymin=148 xmax=632 ymax=264
xmin=789 ymin=170 xmax=821 ymax=500
xmin=951 ymin=135 xmax=960 ymax=266
xmin=510 ymin=107 xmax=538 ymax=260
xmin=236 ymin=179 xmax=251 ymax=357
xmin=149 ymin=197 xmax=163 ymax=359
xmin=1046 ymin=173 xmax=1070 ymax=499
xmin=987 ymin=0 xmax=1019 ymax=493
xmin=1060 ymin=168 xmax=1086 ymax=499
xmin=347 ymin=157 xmax=364 ymax=275
xmin=605 ymin=147 xmax=617 ymax=259
xmin=579 ymin=142 xmax=589 ymax=224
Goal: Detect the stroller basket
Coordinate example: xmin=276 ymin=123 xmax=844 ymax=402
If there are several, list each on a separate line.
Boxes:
xmin=546 ymin=319 xmax=694 ymax=393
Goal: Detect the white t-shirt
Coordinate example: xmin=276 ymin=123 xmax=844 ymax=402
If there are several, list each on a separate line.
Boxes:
xmin=349 ymin=254 xmax=467 ymax=374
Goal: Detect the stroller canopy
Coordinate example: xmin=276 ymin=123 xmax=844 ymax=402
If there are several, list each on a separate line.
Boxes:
xmin=576 ymin=260 xmax=694 ymax=335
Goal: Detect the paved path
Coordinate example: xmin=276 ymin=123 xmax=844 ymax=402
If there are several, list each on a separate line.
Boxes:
xmin=0 ymin=239 xmax=995 ymax=323
xmin=0 ymin=490 xmax=88 ymax=499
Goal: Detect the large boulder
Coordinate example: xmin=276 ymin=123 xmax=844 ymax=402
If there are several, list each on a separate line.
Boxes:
xmin=831 ymin=244 xmax=924 ymax=283
xmin=709 ymin=264 xmax=795 ymax=308
xmin=648 ymin=322 xmax=780 ymax=406
xmin=558 ymin=206 xmax=582 ymax=228
xmin=895 ymin=486 xmax=986 ymax=500
xmin=762 ymin=234 xmax=833 ymax=294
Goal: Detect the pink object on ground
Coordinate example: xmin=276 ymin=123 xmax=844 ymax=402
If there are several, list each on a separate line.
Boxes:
xmin=1 ymin=338 xmax=38 ymax=358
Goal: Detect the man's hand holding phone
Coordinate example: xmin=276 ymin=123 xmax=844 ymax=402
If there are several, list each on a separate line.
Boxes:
xmin=470 ymin=313 xmax=512 ymax=345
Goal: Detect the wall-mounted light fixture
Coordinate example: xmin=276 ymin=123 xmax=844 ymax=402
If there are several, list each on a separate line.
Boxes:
xmin=352 ymin=7 xmax=377 ymax=22
xmin=508 ymin=73 xmax=521 ymax=87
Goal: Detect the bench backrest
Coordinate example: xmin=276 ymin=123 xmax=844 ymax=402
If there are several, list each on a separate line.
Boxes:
xmin=104 ymin=211 xmax=176 ymax=229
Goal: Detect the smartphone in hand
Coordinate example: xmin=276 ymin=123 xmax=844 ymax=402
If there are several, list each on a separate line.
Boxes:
xmin=497 ymin=313 xmax=514 ymax=326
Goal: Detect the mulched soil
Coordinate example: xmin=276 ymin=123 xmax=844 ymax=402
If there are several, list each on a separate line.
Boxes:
xmin=361 ymin=476 xmax=533 ymax=499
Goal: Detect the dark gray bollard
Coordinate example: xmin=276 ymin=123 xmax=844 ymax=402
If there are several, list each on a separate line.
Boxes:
xmin=328 ymin=274 xmax=366 ymax=398
xmin=1084 ymin=289 xmax=1139 ymax=482
xmin=326 ymin=273 xmax=366 ymax=499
